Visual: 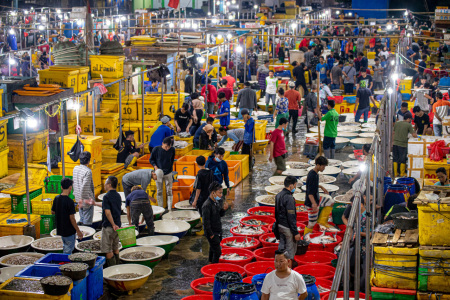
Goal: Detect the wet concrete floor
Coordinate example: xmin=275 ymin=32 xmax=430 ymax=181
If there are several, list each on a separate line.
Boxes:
xmin=107 ymin=120 xmax=354 ymax=300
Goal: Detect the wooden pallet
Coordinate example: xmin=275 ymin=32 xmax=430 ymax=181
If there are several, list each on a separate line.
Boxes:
xmin=371 ymin=229 xmax=419 ymax=247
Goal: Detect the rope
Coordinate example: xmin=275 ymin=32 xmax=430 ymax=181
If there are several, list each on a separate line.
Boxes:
xmin=44 ymin=104 xmax=61 ymax=117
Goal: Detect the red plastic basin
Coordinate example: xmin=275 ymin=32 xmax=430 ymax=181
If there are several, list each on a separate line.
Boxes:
xmin=244 ymin=261 xmax=275 ymax=277
xmin=321 ymin=291 xmax=365 ymax=300
xmin=190 ymin=277 xmax=214 ymax=295
xmin=313 ymin=223 xmax=347 ymax=239
xmin=304 ymin=232 xmax=342 ymax=253
xmin=240 ymin=215 xmax=276 ymax=228
xmin=294 ymin=251 xmax=337 ymax=266
xmin=182 ymin=295 xmax=213 ymax=300
xmin=294 ymin=264 xmax=336 ymax=280
xmin=267 ymin=221 xmax=306 ymax=235
xmin=259 ymin=232 xmax=279 ymax=248
xmin=315 ymin=278 xmax=333 ymax=296
xmin=201 ymin=263 xmax=246 ymax=278
xmin=247 ymin=206 xmax=275 ymax=217
xmin=253 ymin=246 xmax=278 ymax=262
xmin=242 ymin=276 xmax=253 ymax=284
xmin=297 ymin=213 xmax=309 ymax=224
xmin=230 ymin=225 xmax=268 ymax=238
xmin=221 ymin=236 xmax=261 ymax=251
xmin=218 ymin=248 xmax=255 ymax=267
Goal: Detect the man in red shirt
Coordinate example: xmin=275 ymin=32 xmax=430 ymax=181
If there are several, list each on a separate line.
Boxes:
xmin=269 ymin=117 xmax=288 ymax=175
xmin=299 ymin=38 xmax=310 ymax=49
xmin=221 ymin=58 xmax=234 ymax=72
xmin=285 ymin=82 xmax=301 ymax=134
xmin=223 ymin=72 xmax=236 ymax=90
xmin=218 ymin=79 xmax=233 ymax=101
xmin=201 ymin=78 xmax=218 ymax=115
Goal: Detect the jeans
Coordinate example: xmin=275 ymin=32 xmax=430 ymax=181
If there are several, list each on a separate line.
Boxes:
xmin=355 ymin=106 xmax=370 ymax=122
xmin=278 ymin=224 xmax=297 ymax=259
xmin=206 ymin=234 xmax=222 ymax=263
xmin=155 ymin=170 xmax=173 ymax=209
xmin=289 ymin=109 xmax=299 ymax=131
xmin=206 ymin=102 xmax=215 ymax=114
xmin=344 ymin=83 xmax=354 ymax=94
xmin=265 ymin=93 xmax=276 ymax=110
xmin=238 ymin=108 xmax=253 ymax=119
xmin=434 ymin=124 xmax=442 ymax=136
xmin=373 ymin=81 xmax=384 ymax=90
xmin=131 ymin=199 xmax=154 ymax=234
xmin=323 ymin=136 xmax=336 ymax=150
xmin=331 ymin=83 xmax=340 ymax=90
xmin=189 ymin=125 xmax=199 ymax=136
xmin=79 ymin=205 xmax=94 ymax=225
xmin=62 ymin=234 xmax=76 ymax=254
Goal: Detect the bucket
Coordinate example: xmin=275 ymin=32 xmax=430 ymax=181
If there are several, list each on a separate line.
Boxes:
xmin=294 ymin=251 xmax=337 ymax=267
xmin=116 ymin=226 xmax=137 ymax=248
xmin=213 ymin=271 xmax=243 ymax=300
xmin=315 ymin=278 xmax=333 ymax=296
xmin=303 ymin=274 xmax=321 ymax=300
xmin=396 ymin=177 xmax=416 ymax=196
xmin=384 ymin=177 xmax=392 ymax=195
xmin=227 ymin=283 xmax=259 ymax=300
xmin=384 ymin=184 xmax=410 ymax=214
xmin=251 ymin=273 xmax=267 ymax=299
xmin=294 ymin=264 xmax=336 ymax=280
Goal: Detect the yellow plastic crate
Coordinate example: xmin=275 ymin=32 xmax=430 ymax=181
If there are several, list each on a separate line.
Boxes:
xmin=228 ymin=155 xmax=249 ymax=179
xmin=0 ymin=119 xmax=8 ymax=149
xmin=174 ymin=135 xmax=194 ymax=144
xmin=31 ymin=193 xmax=57 ymax=215
xmin=121 ymin=96 xmax=139 ymax=120
xmin=0 ymin=213 xmax=41 ymax=238
xmin=0 ymin=196 xmax=11 ymax=209
xmin=38 ymin=69 xmax=79 ymax=92
xmin=49 ymin=65 xmax=89 ymax=92
xmin=90 ymin=55 xmax=125 ymax=78
xmin=418 ymin=248 xmax=450 ymax=292
xmin=417 ymin=192 xmax=450 ymax=246
xmin=399 ymin=78 xmax=413 ymax=94
xmin=80 ymin=113 xmax=120 ymax=141
xmin=175 ymin=143 xmax=194 ymax=158
xmin=7 ymin=136 xmax=34 ymax=168
xmin=0 ymin=277 xmax=71 ymax=299
xmin=417 ymin=292 xmax=450 ymax=300
xmin=0 ymin=147 xmax=8 ymax=179
xmin=16 ymin=163 xmax=52 ymax=187
xmin=101 ymin=169 xmax=127 ymax=192
xmin=101 ymin=163 xmax=124 ymax=174
xmin=137 ymin=97 xmax=162 ymax=121
xmin=100 ymin=99 xmax=118 ymax=113
xmin=10 ymin=130 xmax=48 ymax=162
xmin=186 ymin=150 xmax=213 ymax=158
xmin=58 ymin=162 xmax=102 ymax=188
xmin=371 ymin=246 xmax=418 ymax=290
xmin=102 ymin=77 xmax=125 ymax=99
xmin=60 ymin=135 xmax=103 ymax=164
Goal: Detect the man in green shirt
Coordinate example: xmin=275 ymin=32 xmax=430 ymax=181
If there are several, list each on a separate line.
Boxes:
xmin=319 ymin=100 xmax=339 ymax=159
xmin=393 ymin=111 xmax=417 ymax=177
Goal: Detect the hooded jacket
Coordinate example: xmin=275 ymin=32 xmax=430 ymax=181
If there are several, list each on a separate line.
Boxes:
xmin=205 ymin=155 xmax=230 ymax=188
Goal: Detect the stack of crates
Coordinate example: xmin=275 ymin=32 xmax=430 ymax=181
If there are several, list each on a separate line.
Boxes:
xmin=0 ymin=119 xmax=8 ymax=179
xmin=7 ymin=135 xmax=34 ymax=169
xmin=399 ymin=77 xmax=413 ymax=104
xmin=10 ymin=130 xmax=49 ymax=164
xmin=2 ymin=184 xmax=42 ymax=214
xmin=59 ymin=135 xmax=103 ymax=194
xmin=0 ymin=213 xmax=41 ymax=238
xmin=79 ymin=113 xmax=120 ymax=140
xmin=0 ymin=277 xmax=71 ymax=299
xmin=100 ymin=163 xmax=127 ymax=193
xmin=416 ymin=189 xmax=450 ymax=300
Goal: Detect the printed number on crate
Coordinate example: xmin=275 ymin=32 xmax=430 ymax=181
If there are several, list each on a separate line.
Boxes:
xmin=144 ymin=108 xmax=153 ymax=115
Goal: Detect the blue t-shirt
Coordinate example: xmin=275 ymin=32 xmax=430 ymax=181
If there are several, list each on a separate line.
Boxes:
xmin=316 ymin=63 xmax=328 ymax=80
xmin=341 ymin=40 xmax=347 ymax=52
xmin=149 ymin=125 xmax=174 ymax=148
xmin=219 ymin=100 xmax=230 ymax=126
xmin=244 ymin=117 xmax=255 ymax=144
xmin=327 ymin=58 xmax=334 ymax=71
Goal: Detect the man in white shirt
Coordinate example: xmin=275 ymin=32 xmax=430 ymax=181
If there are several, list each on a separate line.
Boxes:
xmin=261 ymin=250 xmax=308 ymax=300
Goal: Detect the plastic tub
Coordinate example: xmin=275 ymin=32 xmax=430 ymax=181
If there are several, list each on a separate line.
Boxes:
xmin=247 ymin=206 xmax=275 ymax=217
xmin=253 ymin=246 xmax=278 ymax=262
xmin=294 ymin=264 xmax=336 ymax=280
xmin=312 ymin=223 xmax=346 ymax=239
xmin=218 ymin=248 xmax=255 ymax=267
xmin=181 ymin=295 xmax=213 ymax=300
xmin=259 ymin=233 xmax=279 ymax=248
xmin=200 ymin=263 xmax=246 ymax=278
xmin=103 ymin=264 xmax=152 ymax=292
xmin=191 ymin=277 xmax=214 ymax=295
xmin=321 ymin=291 xmax=366 ymax=300
xmin=244 ymin=261 xmax=275 ymax=277
xmin=304 ymin=233 xmax=342 ymax=253
xmin=119 ymin=246 xmax=165 ymax=269
xmin=154 ymin=220 xmax=191 ymax=239
xmin=294 ymin=251 xmax=337 ymax=266
xmin=0 ymin=266 xmax=25 ymax=283
xmin=315 ymin=278 xmax=333 ymax=295
xmin=239 ymin=216 xmax=275 ymax=228
xmin=0 ymin=235 xmax=34 ymax=256
xmin=230 ymin=225 xmax=268 ymax=238
xmin=221 ymin=236 xmax=261 ymax=251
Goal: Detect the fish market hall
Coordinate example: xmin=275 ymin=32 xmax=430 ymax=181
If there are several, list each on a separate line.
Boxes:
xmin=0 ymin=2 xmax=448 ymax=300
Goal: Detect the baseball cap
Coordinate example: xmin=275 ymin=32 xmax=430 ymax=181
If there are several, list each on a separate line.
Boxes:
xmin=288 ymin=81 xmax=296 ymax=88
xmin=161 ymin=116 xmax=171 ymax=124
xmin=241 ymin=108 xmax=250 ymax=116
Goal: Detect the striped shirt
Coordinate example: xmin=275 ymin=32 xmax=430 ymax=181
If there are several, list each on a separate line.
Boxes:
xmin=432 ymin=100 xmax=450 ymax=125
xmin=72 ymin=164 xmax=95 ymax=207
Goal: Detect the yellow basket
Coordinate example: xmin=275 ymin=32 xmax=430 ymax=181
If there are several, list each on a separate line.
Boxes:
xmin=0 ymin=147 xmax=8 ymax=179
xmin=0 ymin=120 xmax=8 ymax=149
xmin=16 ymin=163 xmax=52 ymax=187
xmin=10 ymin=130 xmax=48 ymax=162
xmin=31 ymin=193 xmax=57 ymax=215
xmin=102 ymin=77 xmax=125 ymax=99
xmin=399 ymin=78 xmax=413 ymax=94
xmin=175 ymin=143 xmax=193 ymax=158
xmin=174 ymin=135 xmax=194 ymax=144
xmin=60 ymin=135 xmax=103 ymax=164
xmin=101 ymin=163 xmax=125 ymax=174
xmin=137 ymin=97 xmax=162 ymax=121
xmin=7 ymin=136 xmax=34 ymax=168
xmin=58 ymin=162 xmax=102 ymax=188
xmin=370 ymin=246 xmax=418 ymax=290
xmin=80 ymin=113 xmax=120 ymax=141
xmin=90 ymin=55 xmax=125 ymax=78
xmin=228 ymin=155 xmax=249 ymax=179
xmin=38 ymin=69 xmax=79 ymax=92
xmin=49 ymin=65 xmax=89 ymax=92
xmin=417 ymin=198 xmax=450 ymax=246
xmin=418 ymin=248 xmax=450 ymax=293
xmin=0 ymin=277 xmax=71 ymax=299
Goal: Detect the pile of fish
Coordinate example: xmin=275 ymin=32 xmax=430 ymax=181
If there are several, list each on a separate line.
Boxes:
xmin=319 ymin=174 xmax=336 ymax=183
xmin=296 ymin=206 xmax=307 ymax=212
xmin=232 ymin=225 xmax=265 ymax=235
xmin=59 ymin=263 xmax=87 ymax=271
xmin=220 ymin=253 xmax=249 ymax=260
xmin=318 ymin=224 xmax=341 ymax=233
xmin=395 ymin=215 xmax=416 ymax=220
xmin=266 ymin=237 xmax=279 ymax=243
xmin=69 ymin=252 xmax=97 ymax=262
xmin=3 ymin=279 xmax=43 ymax=293
xmin=174 ymin=141 xmax=188 ymax=149
xmin=178 ymin=132 xmax=191 ymax=138
xmin=243 ymin=219 xmax=268 ymax=226
xmin=224 ymin=238 xmax=256 ymax=248
xmin=122 ymin=251 xmax=157 ymax=260
xmin=335 ymin=190 xmax=354 ymax=203
xmin=254 ymin=211 xmax=273 ymax=216
xmin=110 ymin=273 xmax=141 ymax=279
xmin=33 ymin=240 xmax=63 ymax=249
xmin=3 ymin=254 xmax=39 ymax=265
xmin=286 ymin=162 xmax=310 ymax=169
xmin=41 ymin=275 xmax=72 ymax=286
xmin=304 ymin=232 xmax=338 ymax=244
xmin=317 ymin=285 xmax=331 ymax=293
xmin=196 ymin=282 xmax=214 ymax=292
xmin=178 ymin=203 xmax=194 ymax=209
xmin=168 ymin=217 xmax=192 ymax=221
xmin=77 ymin=240 xmax=102 ymax=252
xmin=260 ymin=195 xmax=276 ymax=205
xmin=375 ymin=223 xmax=395 ymax=234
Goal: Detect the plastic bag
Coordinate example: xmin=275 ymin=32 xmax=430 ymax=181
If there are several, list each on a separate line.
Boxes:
xmin=67 ymin=136 xmax=84 ymax=162
xmin=429 ymin=140 xmax=446 ymax=161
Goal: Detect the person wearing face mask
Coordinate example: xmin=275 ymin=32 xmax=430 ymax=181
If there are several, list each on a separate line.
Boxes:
xmin=205 ymin=147 xmax=231 ymax=195
xmin=150 ymin=137 xmax=175 ymax=211
xmin=274 ymin=176 xmax=301 ymax=263
xmin=201 ymin=181 xmax=229 ymax=264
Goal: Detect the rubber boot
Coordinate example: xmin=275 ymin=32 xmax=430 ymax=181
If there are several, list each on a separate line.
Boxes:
xmin=106 ymin=257 xmax=116 ymax=268
xmin=324 ymin=149 xmax=331 ymax=159
xmin=114 ymin=253 xmax=120 ymax=265
xmin=167 ymin=196 xmax=173 ymax=212
xmin=196 ymin=217 xmax=205 ymax=236
xmin=303 ymin=227 xmax=314 ymax=235
xmin=317 ymin=206 xmax=333 ymax=228
xmin=393 ymin=162 xmax=399 ymax=177
xmin=331 ymin=149 xmax=335 ymax=159
xmin=400 ymin=163 xmax=407 ymax=177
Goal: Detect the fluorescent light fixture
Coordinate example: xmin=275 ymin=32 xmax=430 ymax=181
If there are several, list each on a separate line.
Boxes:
xmin=38 ymin=25 xmax=45 ymax=30
xmin=197 ymin=56 xmax=205 ymax=63
xmin=217 ymin=34 xmax=223 ymax=39
xmin=106 ymin=20 xmax=111 ymax=26
xmin=291 ymin=23 xmax=296 ymax=28
xmin=388 ymin=87 xmax=393 ymax=94
xmin=169 ymin=22 xmax=174 ymax=28
xmin=227 ymin=33 xmax=232 ymax=39
xmin=236 ymin=46 xmax=243 ymax=52
xmin=121 ymin=16 xmax=126 ymax=21
xmin=391 ymin=73 xmax=398 ymax=81
xmin=390 ymin=60 xmax=395 ymax=66
xmin=9 ymin=29 xmax=14 ymax=35
xmin=387 ymin=24 xmax=392 ymax=30
xmin=254 ymin=4 xmax=258 ymax=9
xmin=56 ymin=9 xmax=61 ymax=13
xmin=9 ymin=58 xmax=16 ymax=65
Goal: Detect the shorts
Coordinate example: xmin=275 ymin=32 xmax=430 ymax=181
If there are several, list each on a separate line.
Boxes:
xmin=101 ymin=226 xmax=120 ymax=253
xmin=274 ymin=155 xmax=287 ymax=172
xmin=323 ymin=136 xmax=336 ymax=150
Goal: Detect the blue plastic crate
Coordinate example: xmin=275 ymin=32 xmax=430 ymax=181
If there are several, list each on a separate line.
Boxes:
xmin=72 ymin=278 xmax=87 ymax=300
xmin=401 ymin=93 xmax=411 ymax=100
xmin=257 ymin=115 xmax=274 ymax=123
xmin=35 ymin=253 xmax=105 ymax=268
xmin=344 ymin=96 xmax=357 ymax=104
xmin=87 ymin=256 xmax=105 ymax=300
